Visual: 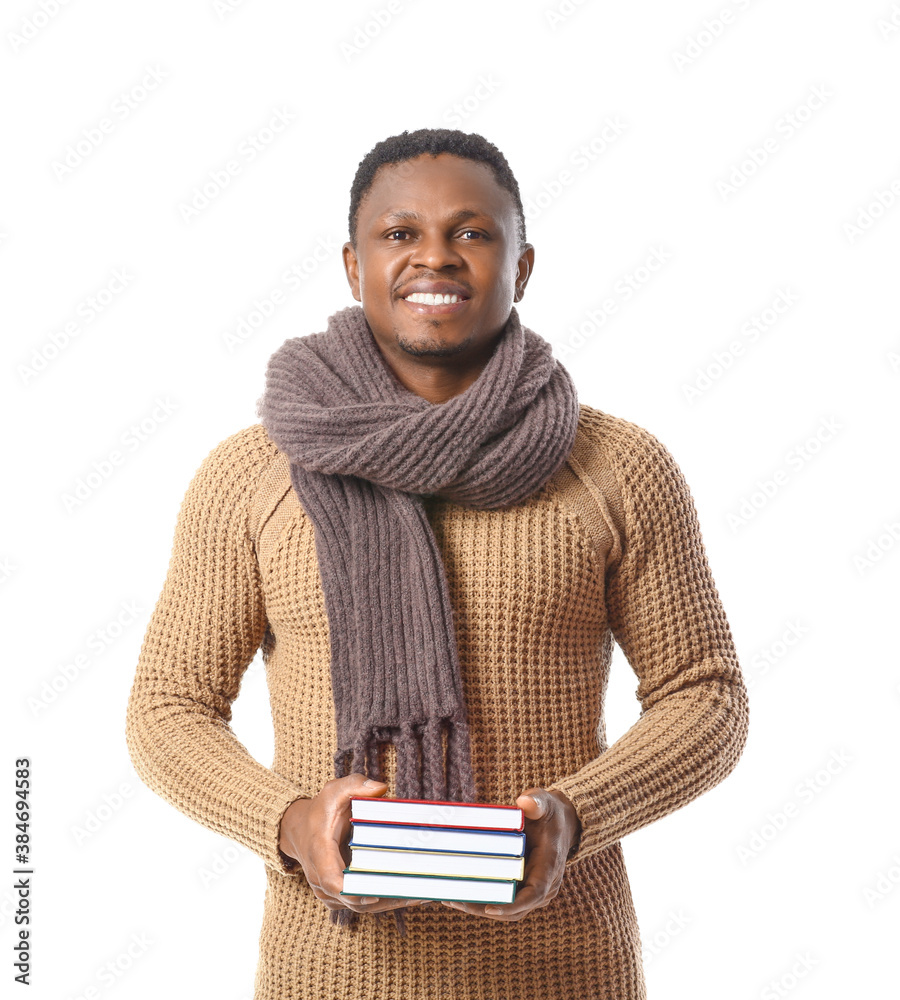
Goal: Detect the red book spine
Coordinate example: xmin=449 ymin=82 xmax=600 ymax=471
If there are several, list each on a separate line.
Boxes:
xmin=349 ymin=796 xmax=525 ymax=832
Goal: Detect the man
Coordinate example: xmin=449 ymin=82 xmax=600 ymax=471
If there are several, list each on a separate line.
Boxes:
xmin=126 ymin=128 xmax=749 ymax=999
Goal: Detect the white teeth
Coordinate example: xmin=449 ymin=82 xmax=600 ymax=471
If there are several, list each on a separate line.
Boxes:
xmin=404 ymin=292 xmax=461 ymax=305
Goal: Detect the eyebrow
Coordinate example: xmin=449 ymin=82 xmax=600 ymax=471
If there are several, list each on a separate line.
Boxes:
xmin=377 ymin=209 xmax=489 ymax=225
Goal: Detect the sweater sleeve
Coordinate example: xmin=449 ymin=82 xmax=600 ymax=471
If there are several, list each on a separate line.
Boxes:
xmin=547 ymin=417 xmax=749 ymax=865
xmin=125 ymin=426 xmax=305 ymax=875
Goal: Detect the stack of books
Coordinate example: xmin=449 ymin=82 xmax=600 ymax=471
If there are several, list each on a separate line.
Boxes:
xmin=340 ymin=796 xmax=526 ymax=905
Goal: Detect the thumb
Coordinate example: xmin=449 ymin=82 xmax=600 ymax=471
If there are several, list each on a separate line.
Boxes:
xmin=355 ymin=774 xmax=388 ymax=796
xmin=516 ymin=789 xmax=547 ymax=820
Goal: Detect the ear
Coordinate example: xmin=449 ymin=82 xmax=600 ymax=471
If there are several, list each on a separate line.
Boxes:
xmin=342 ymin=241 xmax=361 ymax=302
xmin=513 ymin=243 xmax=535 ymax=303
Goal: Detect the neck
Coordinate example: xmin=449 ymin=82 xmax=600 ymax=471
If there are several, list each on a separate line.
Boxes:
xmin=372 ymin=324 xmax=504 ymax=405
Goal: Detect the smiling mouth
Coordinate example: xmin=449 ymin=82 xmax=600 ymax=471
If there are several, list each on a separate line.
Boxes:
xmin=401 ymin=292 xmax=469 ymax=314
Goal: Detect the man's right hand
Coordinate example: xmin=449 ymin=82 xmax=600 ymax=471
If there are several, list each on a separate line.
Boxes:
xmin=278 ymin=772 xmax=428 ymax=914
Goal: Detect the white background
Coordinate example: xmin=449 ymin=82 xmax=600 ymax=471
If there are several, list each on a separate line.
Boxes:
xmin=3 ymin=1 xmax=899 ymax=998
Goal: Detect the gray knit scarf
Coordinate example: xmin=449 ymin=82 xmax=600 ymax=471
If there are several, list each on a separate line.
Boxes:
xmin=257 ymin=303 xmax=579 ymax=934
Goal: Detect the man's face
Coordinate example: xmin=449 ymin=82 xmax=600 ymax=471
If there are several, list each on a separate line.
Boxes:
xmin=343 ymin=152 xmax=534 ymax=365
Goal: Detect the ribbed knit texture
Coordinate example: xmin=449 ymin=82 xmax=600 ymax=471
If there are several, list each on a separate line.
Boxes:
xmin=125 ymin=403 xmax=749 ymax=1000
xmin=255 ymin=304 xmax=579 ymax=934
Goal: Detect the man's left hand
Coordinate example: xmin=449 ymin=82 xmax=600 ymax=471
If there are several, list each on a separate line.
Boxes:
xmin=440 ymin=787 xmax=581 ymax=922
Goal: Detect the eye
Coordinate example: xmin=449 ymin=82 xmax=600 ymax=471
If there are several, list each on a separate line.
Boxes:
xmin=386 ymin=230 xmax=410 ymax=240
xmin=460 ymin=230 xmax=484 ymax=240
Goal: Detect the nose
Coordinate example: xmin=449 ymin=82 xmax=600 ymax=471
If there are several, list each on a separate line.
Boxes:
xmin=409 ymin=230 xmax=463 ymax=270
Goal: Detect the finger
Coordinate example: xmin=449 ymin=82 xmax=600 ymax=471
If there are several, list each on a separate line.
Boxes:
xmin=365 ymin=896 xmax=428 ymax=912
xmin=442 ymin=897 xmax=527 ymax=920
xmin=334 ymin=890 xmax=432 ymax=913
xmin=515 ymin=790 xmax=547 ymax=820
xmin=441 ymin=899 xmax=474 ymax=913
xmin=461 ymin=902 xmax=495 ymax=918
xmin=518 ymin=844 xmax=554 ymax=895
xmin=316 ymin=838 xmax=357 ymax=901
xmin=494 ymin=881 xmax=540 ymax=914
xmin=480 ymin=855 xmax=561 ymax=920
xmin=482 ymin=883 xmax=551 ymax=921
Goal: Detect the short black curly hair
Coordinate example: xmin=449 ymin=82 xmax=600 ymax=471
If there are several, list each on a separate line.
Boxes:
xmin=348 ymin=128 xmax=527 ymax=252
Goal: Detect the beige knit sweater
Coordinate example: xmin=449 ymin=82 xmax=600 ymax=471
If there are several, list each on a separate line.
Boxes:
xmin=125 ymin=403 xmax=749 ymax=1000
